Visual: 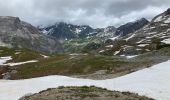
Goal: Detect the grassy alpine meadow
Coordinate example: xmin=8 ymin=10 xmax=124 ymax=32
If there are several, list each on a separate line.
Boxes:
xmin=1 ymin=46 xmax=170 ymax=80
xmin=10 ymin=54 xmax=132 ymax=79
xmin=0 ymin=47 xmax=44 ymax=62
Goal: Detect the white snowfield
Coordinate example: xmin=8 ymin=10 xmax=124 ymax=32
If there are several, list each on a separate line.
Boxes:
xmin=0 ymin=60 xmax=170 ymax=100
xmin=0 ymin=56 xmax=38 ymax=66
xmin=0 ymin=56 xmax=12 ymax=65
xmin=5 ymin=60 xmax=38 ymax=66
xmin=40 ymin=54 xmax=49 ymax=58
xmin=162 ymin=38 xmax=170 ymax=44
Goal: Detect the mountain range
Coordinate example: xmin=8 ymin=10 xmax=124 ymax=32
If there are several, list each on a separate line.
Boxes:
xmin=39 ymin=18 xmax=148 ymax=40
xmin=0 ymin=8 xmax=170 ymax=55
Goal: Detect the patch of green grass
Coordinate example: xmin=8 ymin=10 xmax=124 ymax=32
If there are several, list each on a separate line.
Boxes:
xmin=0 ymin=47 xmax=44 ymax=62
xmin=63 ymin=38 xmax=102 ymax=53
xmin=11 ymin=55 xmax=128 ymax=79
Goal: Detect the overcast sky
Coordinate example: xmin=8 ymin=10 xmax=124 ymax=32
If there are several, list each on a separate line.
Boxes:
xmin=0 ymin=0 xmax=169 ymax=28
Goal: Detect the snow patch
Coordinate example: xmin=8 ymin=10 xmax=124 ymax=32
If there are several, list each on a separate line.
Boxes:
xmin=154 ymin=16 xmax=163 ymax=22
xmin=15 ymin=52 xmax=21 ymax=55
xmin=120 ymin=55 xmax=138 ymax=59
xmin=75 ymin=28 xmax=82 ymax=34
xmin=164 ymin=17 xmax=170 ymax=23
xmin=42 ymin=30 xmax=48 ymax=34
xmin=0 ymin=56 xmax=38 ymax=66
xmin=5 ymin=60 xmax=38 ymax=66
xmin=162 ymin=38 xmax=170 ymax=44
xmin=126 ymin=55 xmax=138 ymax=59
xmin=147 ymin=32 xmax=157 ymax=35
xmin=161 ymin=24 xmax=168 ymax=26
xmin=0 ymin=56 xmax=12 ymax=65
xmin=138 ymin=44 xmax=149 ymax=47
xmin=136 ymin=39 xmax=145 ymax=44
xmin=1 ymin=61 xmax=170 ymax=99
xmin=125 ymin=34 xmax=135 ymax=41
xmin=40 ymin=54 xmax=49 ymax=58
xmin=99 ymin=50 xmax=105 ymax=53
xmin=109 ymin=36 xmax=119 ymax=41
xmin=105 ymin=45 xmax=113 ymax=48
xmin=114 ymin=50 xmax=120 ymax=55
xmin=167 ymin=29 xmax=170 ymax=32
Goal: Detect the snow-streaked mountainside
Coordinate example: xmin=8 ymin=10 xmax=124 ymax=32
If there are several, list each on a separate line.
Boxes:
xmin=97 ymin=8 xmax=170 ymax=56
xmin=37 ymin=8 xmax=170 ymax=56
xmin=126 ymin=8 xmax=170 ymax=44
xmin=39 ymin=22 xmax=96 ymax=39
xmin=38 ymin=18 xmax=149 ymax=55
xmin=1 ymin=8 xmax=170 ymax=100
xmin=39 ymin=18 xmax=148 ymax=40
xmin=0 ymin=60 xmax=170 ymax=100
xmin=115 ymin=18 xmax=149 ymax=36
xmin=0 ymin=16 xmax=63 ymax=53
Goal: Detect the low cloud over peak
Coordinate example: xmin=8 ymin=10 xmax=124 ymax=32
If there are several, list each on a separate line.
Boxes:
xmin=0 ymin=0 xmax=169 ymax=28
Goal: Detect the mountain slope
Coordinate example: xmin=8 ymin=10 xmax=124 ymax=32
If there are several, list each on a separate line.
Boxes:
xmin=99 ymin=8 xmax=170 ymax=56
xmin=40 ymin=22 xmax=95 ymax=39
xmin=126 ymin=8 xmax=170 ymax=44
xmin=0 ymin=16 xmax=63 ymax=53
xmin=41 ymin=18 xmax=148 ymax=54
xmin=115 ymin=18 xmax=149 ymax=36
xmin=40 ymin=18 xmax=148 ymax=41
xmin=122 ymin=8 xmax=170 ymax=54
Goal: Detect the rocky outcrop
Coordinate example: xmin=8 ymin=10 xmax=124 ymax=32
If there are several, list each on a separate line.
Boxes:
xmin=20 ymin=86 xmax=154 ymax=100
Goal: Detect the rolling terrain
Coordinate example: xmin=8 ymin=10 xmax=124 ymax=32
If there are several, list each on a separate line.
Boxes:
xmin=0 ymin=8 xmax=170 ymax=100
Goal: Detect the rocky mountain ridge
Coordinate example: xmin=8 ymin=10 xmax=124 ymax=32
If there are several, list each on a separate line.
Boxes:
xmin=100 ymin=8 xmax=170 ymax=55
xmin=40 ymin=18 xmax=148 ymax=40
xmin=0 ymin=16 xmax=63 ymax=53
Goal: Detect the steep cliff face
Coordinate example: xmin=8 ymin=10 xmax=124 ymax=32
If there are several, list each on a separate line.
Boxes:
xmin=0 ymin=16 xmax=63 ymax=53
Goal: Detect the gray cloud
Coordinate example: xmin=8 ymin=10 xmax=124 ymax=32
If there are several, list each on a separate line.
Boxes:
xmin=0 ymin=0 xmax=169 ymax=28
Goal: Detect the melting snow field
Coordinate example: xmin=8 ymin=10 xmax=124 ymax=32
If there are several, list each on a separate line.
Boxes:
xmin=162 ymin=38 xmax=170 ymax=44
xmin=0 ymin=56 xmax=12 ymax=65
xmin=0 ymin=58 xmax=170 ymax=100
xmin=0 ymin=56 xmax=38 ymax=66
xmin=4 ymin=60 xmax=38 ymax=66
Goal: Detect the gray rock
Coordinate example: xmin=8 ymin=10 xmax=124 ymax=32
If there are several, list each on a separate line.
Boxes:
xmin=0 ymin=16 xmax=63 ymax=54
xmin=2 ymin=72 xmax=11 ymax=79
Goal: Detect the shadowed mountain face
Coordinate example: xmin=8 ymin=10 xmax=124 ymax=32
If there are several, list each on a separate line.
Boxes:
xmin=0 ymin=16 xmax=63 ymax=53
xmin=115 ymin=18 xmax=149 ymax=36
xmin=39 ymin=22 xmax=98 ymax=39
